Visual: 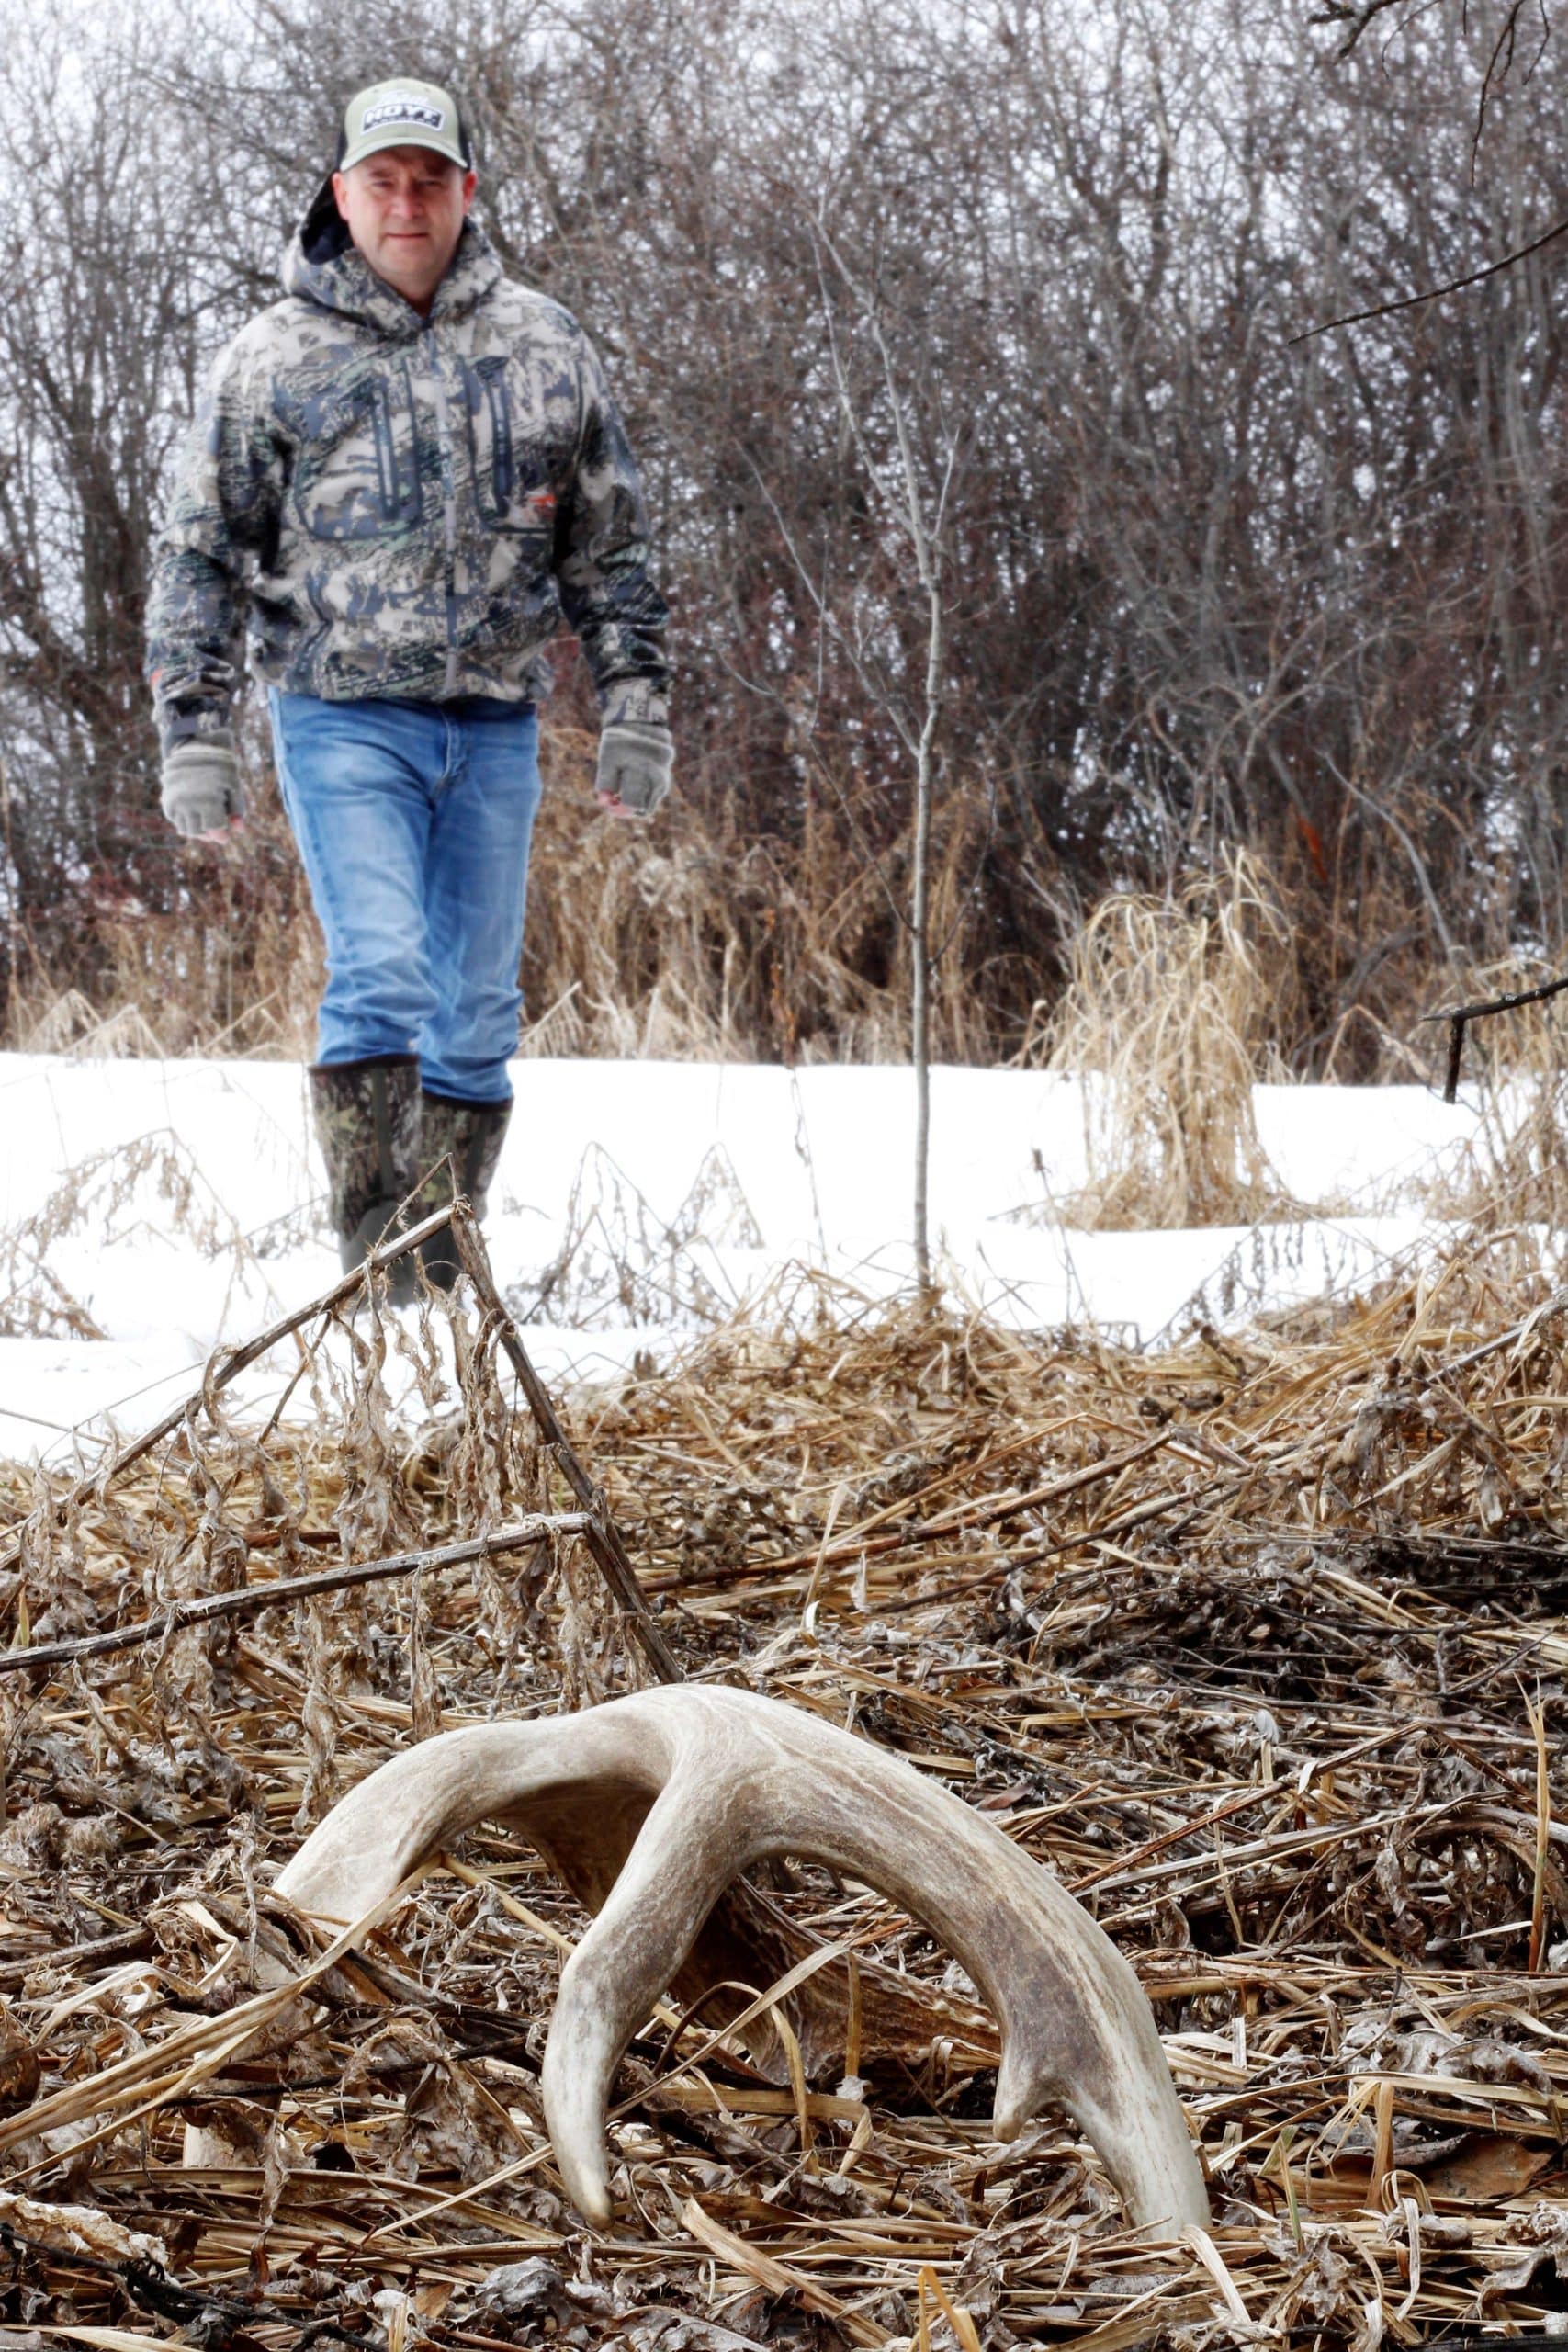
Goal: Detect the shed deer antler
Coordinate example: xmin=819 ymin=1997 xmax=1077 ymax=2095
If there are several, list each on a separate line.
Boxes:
xmin=276 ymin=1686 xmax=1208 ymax=2230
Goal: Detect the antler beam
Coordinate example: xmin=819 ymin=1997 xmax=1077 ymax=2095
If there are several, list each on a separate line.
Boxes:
xmin=276 ymin=1686 xmax=1208 ymax=2230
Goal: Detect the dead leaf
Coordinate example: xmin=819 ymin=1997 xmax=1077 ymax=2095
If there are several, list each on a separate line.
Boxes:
xmin=1424 ymin=2135 xmax=1555 ymax=2201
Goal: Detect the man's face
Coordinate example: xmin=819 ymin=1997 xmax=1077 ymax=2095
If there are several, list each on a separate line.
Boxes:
xmin=332 ymin=146 xmax=477 ymax=313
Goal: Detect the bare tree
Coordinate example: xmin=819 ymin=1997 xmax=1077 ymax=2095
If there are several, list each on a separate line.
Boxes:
xmin=0 ymin=2 xmax=288 ymax=1022
xmin=808 ymin=222 xmax=964 ymax=1285
xmin=5 ymin=0 xmax=1568 ymax=1069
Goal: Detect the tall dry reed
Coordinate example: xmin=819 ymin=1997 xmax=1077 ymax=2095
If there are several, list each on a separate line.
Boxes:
xmin=1037 ymin=854 xmax=1297 ymax=1227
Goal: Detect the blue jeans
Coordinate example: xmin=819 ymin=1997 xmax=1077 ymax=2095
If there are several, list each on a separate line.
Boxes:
xmin=269 ymin=691 xmax=542 ymax=1102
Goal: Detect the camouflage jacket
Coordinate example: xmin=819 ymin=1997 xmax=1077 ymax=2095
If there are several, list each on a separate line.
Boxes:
xmin=146 ymin=213 xmax=669 ymax=752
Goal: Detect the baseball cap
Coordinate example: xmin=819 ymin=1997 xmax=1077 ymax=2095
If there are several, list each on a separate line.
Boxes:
xmin=336 ymin=78 xmax=472 ymax=175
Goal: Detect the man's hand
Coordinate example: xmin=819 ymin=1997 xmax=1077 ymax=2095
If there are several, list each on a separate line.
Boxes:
xmin=161 ymin=742 xmax=244 ymax=842
xmin=594 ymin=721 xmax=672 ymax=819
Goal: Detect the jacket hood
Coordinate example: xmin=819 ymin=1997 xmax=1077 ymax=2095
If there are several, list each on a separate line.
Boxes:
xmin=282 ymin=189 xmax=502 ymax=333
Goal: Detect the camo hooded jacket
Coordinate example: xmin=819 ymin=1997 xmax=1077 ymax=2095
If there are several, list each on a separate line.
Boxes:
xmin=146 ymin=209 xmax=670 ymax=752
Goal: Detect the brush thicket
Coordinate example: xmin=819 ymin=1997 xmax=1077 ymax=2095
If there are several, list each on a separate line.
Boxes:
xmin=5 ymin=730 xmax=1010 ymax=1068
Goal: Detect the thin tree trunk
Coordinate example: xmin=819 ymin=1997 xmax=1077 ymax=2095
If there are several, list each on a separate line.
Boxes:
xmin=912 ymin=577 xmax=942 ymax=1294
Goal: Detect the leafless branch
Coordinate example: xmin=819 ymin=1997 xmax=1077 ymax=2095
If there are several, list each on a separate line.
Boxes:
xmin=1422 ymin=968 xmax=1568 ymax=1100
xmin=1290 ymin=211 xmax=1568 ymax=345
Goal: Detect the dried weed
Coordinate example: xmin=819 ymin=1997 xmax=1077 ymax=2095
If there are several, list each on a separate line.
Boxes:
xmin=0 ymin=1219 xmax=1565 ymax=2341
xmin=1036 ymin=853 xmax=1298 ymax=1227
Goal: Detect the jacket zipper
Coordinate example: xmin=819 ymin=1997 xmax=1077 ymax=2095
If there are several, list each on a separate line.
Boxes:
xmin=429 ymin=344 xmax=460 ymax=695
xmin=371 ymin=381 xmax=397 ymax=516
xmin=485 ymin=368 xmax=514 ymax=506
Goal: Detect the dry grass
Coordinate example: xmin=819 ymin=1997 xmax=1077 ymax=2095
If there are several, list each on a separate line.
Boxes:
xmin=0 ymin=1205 xmax=1565 ymax=2342
xmin=516 ymin=725 xmax=1003 ymax=1066
xmin=1031 ymin=854 xmax=1299 ymax=1227
xmin=6 ymin=834 xmax=323 ymax=1066
xmin=3 ymin=728 xmax=1011 ymax=1069
xmin=9 ymin=778 xmax=1485 ymax=1105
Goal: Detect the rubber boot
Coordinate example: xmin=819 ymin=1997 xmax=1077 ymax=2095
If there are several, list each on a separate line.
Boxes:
xmin=414 ymin=1091 xmax=513 ymax=1292
xmin=309 ymin=1056 xmax=421 ymax=1306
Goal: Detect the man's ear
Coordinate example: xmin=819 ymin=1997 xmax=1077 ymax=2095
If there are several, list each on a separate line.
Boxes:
xmin=332 ymin=169 xmax=351 ymax=221
xmin=461 ymin=168 xmax=478 ymax=216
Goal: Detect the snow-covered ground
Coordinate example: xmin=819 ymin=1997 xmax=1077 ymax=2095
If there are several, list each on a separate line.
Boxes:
xmin=0 ymin=1052 xmax=1495 ymax=1463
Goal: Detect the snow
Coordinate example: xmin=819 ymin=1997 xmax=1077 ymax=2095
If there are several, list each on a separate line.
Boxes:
xmin=0 ymin=1051 xmax=1490 ymax=1464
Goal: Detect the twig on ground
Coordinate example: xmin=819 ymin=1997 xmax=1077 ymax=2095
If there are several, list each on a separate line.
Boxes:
xmin=0 ymin=1926 xmax=152 ymax=1988
xmin=651 ymin=1430 xmax=1180 ymax=1593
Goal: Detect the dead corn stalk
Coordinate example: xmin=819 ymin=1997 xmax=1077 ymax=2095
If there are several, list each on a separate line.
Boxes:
xmin=1 ymin=1201 xmax=678 ymax=1684
xmin=0 ymin=1516 xmax=590 ymax=1676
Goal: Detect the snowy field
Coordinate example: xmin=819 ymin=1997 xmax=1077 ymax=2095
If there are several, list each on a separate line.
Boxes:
xmin=0 ymin=1051 xmax=1494 ymax=1464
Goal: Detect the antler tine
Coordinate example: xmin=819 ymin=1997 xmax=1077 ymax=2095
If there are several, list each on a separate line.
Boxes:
xmin=276 ymin=1709 xmax=662 ymax=1929
xmin=276 ymin=1687 xmax=1209 ymax=2232
xmin=543 ymin=1770 xmax=742 ymax=2224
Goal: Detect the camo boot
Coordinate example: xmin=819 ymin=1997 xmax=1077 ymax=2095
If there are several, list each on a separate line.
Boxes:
xmin=413 ymin=1091 xmax=513 ymax=1292
xmin=310 ymin=1056 xmax=422 ymax=1306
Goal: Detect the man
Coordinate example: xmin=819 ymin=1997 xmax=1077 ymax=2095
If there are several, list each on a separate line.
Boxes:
xmin=147 ymin=77 xmax=671 ymax=1296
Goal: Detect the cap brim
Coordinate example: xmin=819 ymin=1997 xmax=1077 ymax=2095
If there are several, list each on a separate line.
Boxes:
xmin=338 ymin=127 xmax=469 ymax=174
